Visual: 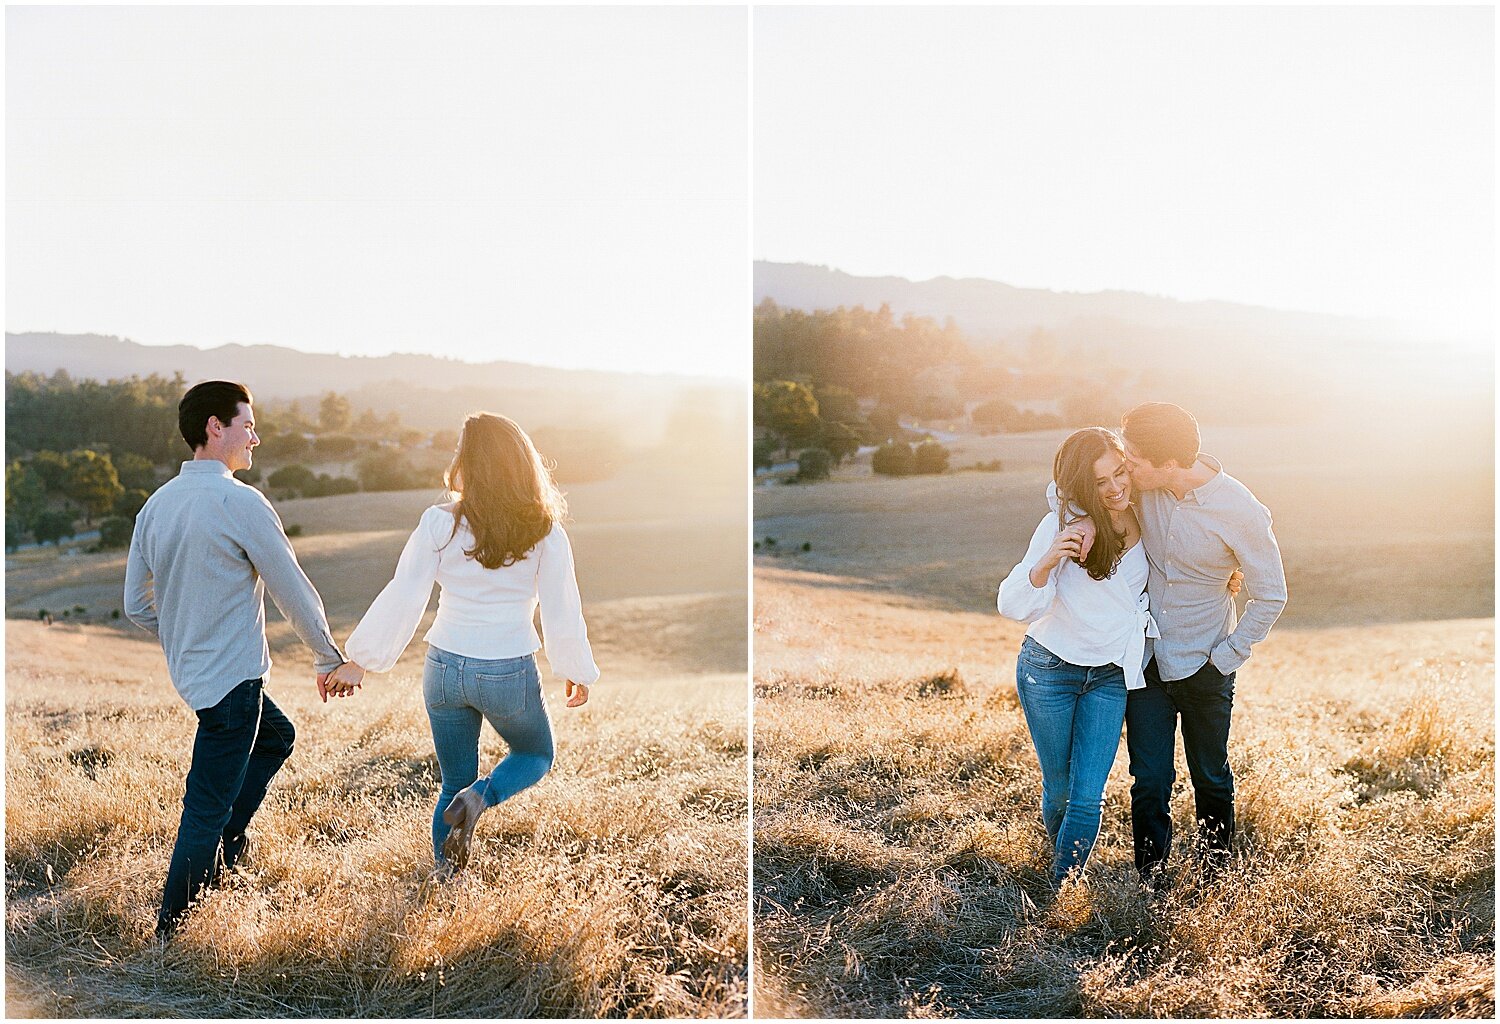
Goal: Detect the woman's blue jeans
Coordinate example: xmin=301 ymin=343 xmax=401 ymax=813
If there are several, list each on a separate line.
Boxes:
xmin=1014 ymin=636 xmax=1128 ymax=884
xmin=423 ymin=646 xmax=554 ymax=863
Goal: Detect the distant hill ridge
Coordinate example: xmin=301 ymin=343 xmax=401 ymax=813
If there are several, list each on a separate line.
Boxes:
xmin=5 ymin=332 xmax=719 ymax=395
xmin=753 ymin=260 xmax=1409 ymax=352
xmin=5 ymin=332 xmax=736 ymax=433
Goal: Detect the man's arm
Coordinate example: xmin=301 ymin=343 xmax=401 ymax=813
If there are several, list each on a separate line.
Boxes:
xmin=1209 ymin=502 xmax=1287 ymax=674
xmin=235 ymin=491 xmax=344 ymax=674
xmin=123 ymin=523 xmax=159 ymax=635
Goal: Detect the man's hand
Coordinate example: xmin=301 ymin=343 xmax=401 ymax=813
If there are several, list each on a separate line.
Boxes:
xmin=1228 ymin=569 xmax=1245 ymax=596
xmin=565 ymin=680 xmax=590 ymax=707
xmin=316 ymin=671 xmax=332 ymax=703
xmin=1074 ymin=517 xmax=1097 ymax=559
xmin=325 ymin=661 xmax=365 ymax=700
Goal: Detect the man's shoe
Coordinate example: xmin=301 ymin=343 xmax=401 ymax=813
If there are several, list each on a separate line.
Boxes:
xmin=440 ymin=786 xmax=487 ymax=871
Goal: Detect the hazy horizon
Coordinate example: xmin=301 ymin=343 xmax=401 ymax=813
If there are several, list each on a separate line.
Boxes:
xmin=755 ymin=6 xmax=1494 ymax=352
xmin=7 ymin=6 xmax=749 ymax=378
xmin=4 ymin=329 xmax=742 ymax=384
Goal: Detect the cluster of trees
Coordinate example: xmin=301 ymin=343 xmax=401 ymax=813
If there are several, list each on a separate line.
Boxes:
xmin=754 ymin=300 xmax=974 ymax=411
xmin=754 ymin=378 xmax=953 ymax=484
xmin=5 ymin=447 xmax=149 ymax=550
xmin=5 ymin=370 xmax=186 ymax=464
xmin=753 ymin=299 xmax=1137 ymax=440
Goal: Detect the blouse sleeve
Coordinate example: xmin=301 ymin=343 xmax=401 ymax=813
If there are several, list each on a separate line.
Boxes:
xmin=536 ymin=523 xmax=600 ymax=685
xmin=997 ymin=514 xmax=1062 ymax=623
xmin=345 ymin=507 xmax=444 ymax=674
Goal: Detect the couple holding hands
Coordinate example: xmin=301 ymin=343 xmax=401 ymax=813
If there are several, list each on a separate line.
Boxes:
xmin=125 ymin=380 xmax=597 ymax=938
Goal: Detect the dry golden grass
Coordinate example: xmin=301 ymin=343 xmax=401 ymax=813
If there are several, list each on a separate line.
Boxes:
xmin=5 ymin=611 xmax=747 ymax=1018
xmin=753 ymin=568 xmax=1494 ymax=1018
xmin=5 ymin=459 xmax=748 ymax=1017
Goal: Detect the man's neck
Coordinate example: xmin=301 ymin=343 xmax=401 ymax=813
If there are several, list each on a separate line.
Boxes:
xmin=1166 ymin=458 xmax=1217 ymax=501
xmin=192 ymin=449 xmax=233 ymax=470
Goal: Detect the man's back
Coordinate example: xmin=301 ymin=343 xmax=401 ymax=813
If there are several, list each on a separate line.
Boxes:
xmin=125 ymin=460 xmax=341 ymax=709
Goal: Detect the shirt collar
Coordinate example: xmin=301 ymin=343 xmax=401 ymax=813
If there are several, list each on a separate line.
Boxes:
xmin=1183 ymin=453 xmax=1225 ymax=504
xmin=179 ymin=459 xmax=234 ymax=478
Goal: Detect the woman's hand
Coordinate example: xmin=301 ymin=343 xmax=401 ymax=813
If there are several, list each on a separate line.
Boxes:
xmin=564 ymin=680 xmax=590 ymax=708
xmin=1029 ymin=526 xmax=1087 ymax=587
xmin=1227 ymin=569 xmax=1245 ymax=596
xmin=324 ymin=660 xmax=365 ymax=700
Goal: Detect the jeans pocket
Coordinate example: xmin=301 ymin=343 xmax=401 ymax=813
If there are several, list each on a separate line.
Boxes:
xmin=1019 ymin=638 xmax=1064 ymax=671
xmin=474 ymin=668 xmax=528 ymax=717
xmin=423 ymin=656 xmax=451 ymax=708
xmin=198 ymin=678 xmax=258 ymax=733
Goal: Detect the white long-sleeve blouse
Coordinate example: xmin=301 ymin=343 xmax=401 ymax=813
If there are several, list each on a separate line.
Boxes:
xmin=345 ymin=504 xmax=600 ymax=684
xmin=996 ymin=513 xmax=1156 ymax=690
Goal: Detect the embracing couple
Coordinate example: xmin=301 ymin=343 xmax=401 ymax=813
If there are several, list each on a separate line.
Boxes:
xmin=125 ymin=380 xmax=598 ymax=938
xmin=998 ymin=402 xmax=1286 ymax=891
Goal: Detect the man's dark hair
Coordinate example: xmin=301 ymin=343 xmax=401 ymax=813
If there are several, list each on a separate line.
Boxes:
xmin=179 ymin=380 xmax=253 ymax=451
xmin=1121 ymin=402 xmax=1199 ymax=468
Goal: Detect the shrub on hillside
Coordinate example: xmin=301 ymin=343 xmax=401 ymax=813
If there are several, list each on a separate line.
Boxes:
xmin=268 ymin=464 xmax=317 ymax=497
xmin=872 ymin=441 xmax=914 ymax=477
xmin=795 ymin=448 xmax=833 ymax=482
xmin=913 ymin=440 xmax=950 ymax=475
xmin=307 ymin=474 xmax=360 ymax=498
xmin=31 ymin=509 xmax=76 ymax=546
xmin=818 ymin=421 xmax=861 ymax=464
xmin=98 ymin=517 xmax=134 ymax=550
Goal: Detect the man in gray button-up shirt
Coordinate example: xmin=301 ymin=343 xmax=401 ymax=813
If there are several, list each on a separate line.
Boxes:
xmin=125 ymin=380 xmax=348 ymax=936
xmin=1119 ymin=402 xmax=1287 ymax=886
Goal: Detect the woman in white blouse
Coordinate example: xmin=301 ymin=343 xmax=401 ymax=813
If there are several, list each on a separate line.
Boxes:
xmin=326 ymin=413 xmax=598 ymax=872
xmin=998 ymin=427 xmax=1238 ymax=887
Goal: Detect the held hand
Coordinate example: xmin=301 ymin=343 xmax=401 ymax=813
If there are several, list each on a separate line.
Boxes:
xmin=316 ymin=672 xmax=332 ymax=703
xmin=1227 ymin=569 xmax=1245 ymax=596
xmin=1043 ymin=526 xmax=1088 ymax=570
xmin=565 ymin=680 xmax=590 ymax=707
xmin=326 ymin=661 xmax=365 ymax=699
xmin=1075 ymin=517 xmax=1097 ymax=560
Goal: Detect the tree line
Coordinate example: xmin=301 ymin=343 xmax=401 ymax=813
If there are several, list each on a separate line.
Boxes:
xmin=753 ymin=300 xmax=1138 ymax=484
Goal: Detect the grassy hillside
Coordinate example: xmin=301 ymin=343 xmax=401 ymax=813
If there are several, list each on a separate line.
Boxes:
xmin=755 ymin=421 xmax=1494 ymax=627
xmin=752 ymin=417 xmax=1494 ymax=1018
xmin=5 ymin=458 xmax=749 ymax=1017
xmin=752 ymin=569 xmax=1494 ymax=1018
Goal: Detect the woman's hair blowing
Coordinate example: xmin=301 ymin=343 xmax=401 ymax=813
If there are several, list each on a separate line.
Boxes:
xmin=444 ymin=413 xmax=566 ymax=568
xmin=1052 ymin=427 xmax=1127 ymax=581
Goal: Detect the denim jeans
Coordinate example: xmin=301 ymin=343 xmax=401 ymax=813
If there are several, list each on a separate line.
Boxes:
xmin=158 ymin=677 xmax=294 ymax=935
xmin=1014 ymin=636 xmax=1128 ymax=884
xmin=423 ymin=646 xmax=554 ymax=862
xmin=1125 ymin=656 xmax=1236 ymax=879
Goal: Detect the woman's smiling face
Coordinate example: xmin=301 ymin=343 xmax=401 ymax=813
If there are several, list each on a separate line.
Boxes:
xmin=1093 ymin=449 xmax=1132 ymax=513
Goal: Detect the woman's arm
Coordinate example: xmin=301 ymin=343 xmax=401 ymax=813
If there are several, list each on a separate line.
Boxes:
xmin=344 ymin=508 xmax=444 ymax=675
xmin=536 ymin=523 xmax=600 ymax=694
xmin=998 ymin=515 xmax=1069 ymax=622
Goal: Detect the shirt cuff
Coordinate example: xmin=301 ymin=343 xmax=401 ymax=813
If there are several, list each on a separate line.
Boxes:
xmin=1209 ymin=641 xmax=1245 ymax=676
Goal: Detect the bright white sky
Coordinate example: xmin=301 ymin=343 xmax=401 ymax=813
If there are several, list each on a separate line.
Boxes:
xmin=7 ymin=6 xmax=749 ymax=378
xmin=755 ymin=6 xmax=1494 ymax=350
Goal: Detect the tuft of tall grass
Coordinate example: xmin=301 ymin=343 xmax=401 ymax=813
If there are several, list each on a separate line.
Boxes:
xmin=754 ymin=574 xmax=1495 ymax=1018
xmin=6 ymin=621 xmax=748 ymax=1018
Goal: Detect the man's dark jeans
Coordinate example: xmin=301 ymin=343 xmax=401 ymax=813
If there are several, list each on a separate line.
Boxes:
xmin=157 ymin=677 xmax=295 ymax=935
xmin=1125 ymin=656 xmax=1236 ymax=880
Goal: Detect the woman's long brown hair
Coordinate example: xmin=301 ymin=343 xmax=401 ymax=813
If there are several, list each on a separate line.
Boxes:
xmin=1053 ymin=427 xmax=1128 ymax=581
xmin=443 ymin=412 xmax=567 ymax=568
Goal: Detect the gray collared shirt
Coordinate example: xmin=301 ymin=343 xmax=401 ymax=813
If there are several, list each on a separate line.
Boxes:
xmin=1136 ymin=454 xmax=1287 ymax=681
xmin=125 ymin=460 xmax=344 ymax=709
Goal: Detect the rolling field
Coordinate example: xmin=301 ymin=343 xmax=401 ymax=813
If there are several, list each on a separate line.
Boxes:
xmin=5 ymin=458 xmax=749 ymax=1018
xmin=753 ymin=422 xmax=1495 ymax=1018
